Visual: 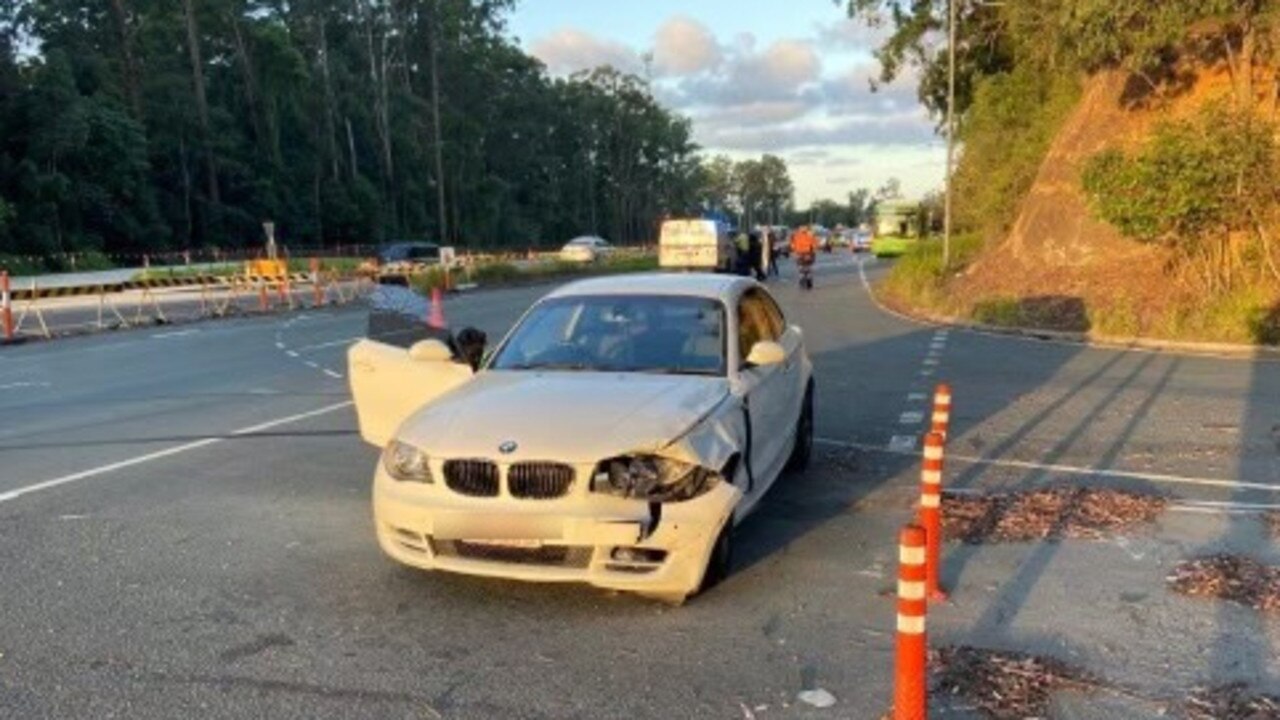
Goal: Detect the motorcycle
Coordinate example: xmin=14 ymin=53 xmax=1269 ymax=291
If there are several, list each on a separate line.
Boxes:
xmin=797 ymin=253 xmax=815 ymax=290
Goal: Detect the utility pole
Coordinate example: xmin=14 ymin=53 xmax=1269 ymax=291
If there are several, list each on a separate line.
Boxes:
xmin=943 ymin=0 xmax=957 ymax=269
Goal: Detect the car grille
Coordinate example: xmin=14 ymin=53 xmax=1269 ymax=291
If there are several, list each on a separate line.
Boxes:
xmin=431 ymin=540 xmax=593 ymax=568
xmin=443 ymin=460 xmax=500 ymax=497
xmin=508 ymin=462 xmax=575 ymax=499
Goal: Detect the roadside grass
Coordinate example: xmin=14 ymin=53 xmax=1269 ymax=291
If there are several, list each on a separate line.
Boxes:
xmin=871 ymin=235 xmax=917 ymax=259
xmin=883 ymin=233 xmax=1280 ymax=346
xmin=410 ymin=254 xmax=659 ymax=294
xmin=880 ymin=233 xmax=984 ymax=315
xmin=131 ymin=256 xmax=365 ymax=281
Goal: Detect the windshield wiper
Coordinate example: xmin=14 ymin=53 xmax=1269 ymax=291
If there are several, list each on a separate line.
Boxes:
xmin=505 ymin=362 xmax=593 ymax=371
xmin=622 ymin=366 xmax=719 ymax=377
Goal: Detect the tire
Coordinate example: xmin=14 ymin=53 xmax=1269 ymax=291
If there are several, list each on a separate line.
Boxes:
xmin=787 ymin=383 xmax=814 ymax=471
xmin=697 ymin=520 xmax=734 ymax=595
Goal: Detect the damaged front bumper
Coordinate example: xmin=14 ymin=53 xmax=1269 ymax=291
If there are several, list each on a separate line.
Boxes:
xmin=372 ymin=464 xmax=741 ymax=598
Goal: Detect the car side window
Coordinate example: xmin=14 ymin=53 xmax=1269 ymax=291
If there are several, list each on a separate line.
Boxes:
xmin=738 ymin=290 xmax=778 ymax=362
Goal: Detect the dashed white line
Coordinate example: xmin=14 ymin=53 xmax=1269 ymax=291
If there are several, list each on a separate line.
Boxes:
xmin=888 ymin=435 xmax=917 ymax=452
xmin=0 ymin=401 xmax=354 ymax=505
xmin=920 ymin=369 xmax=935 ymax=377
xmin=0 ymin=381 xmax=52 ymax=391
xmin=923 ymin=358 xmax=940 ymax=366
xmin=291 ymin=336 xmax=361 ymax=352
xmin=151 ymin=329 xmax=200 ymax=339
xmin=899 ymin=411 xmax=924 ymax=425
xmin=907 ymin=393 xmax=928 ymax=402
xmin=304 ymin=361 xmax=319 ymax=369
xmin=323 ymin=369 xmax=343 ymax=379
xmin=275 ymin=342 xmax=285 ymax=349
xmin=285 ymin=350 xmax=299 ymax=358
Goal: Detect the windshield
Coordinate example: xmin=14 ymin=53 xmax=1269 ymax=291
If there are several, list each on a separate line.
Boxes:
xmin=490 ymin=295 xmax=725 ymax=376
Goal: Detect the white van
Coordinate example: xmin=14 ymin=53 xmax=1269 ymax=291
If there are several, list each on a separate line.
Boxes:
xmin=659 ymin=219 xmax=734 ymax=272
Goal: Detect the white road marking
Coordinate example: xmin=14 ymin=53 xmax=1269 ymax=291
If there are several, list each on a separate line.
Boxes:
xmin=151 ymin=329 xmax=200 ymax=339
xmin=899 ymin=411 xmax=924 ymax=425
xmin=889 ymin=435 xmax=917 ymax=452
xmin=275 ymin=342 xmax=285 ymax=349
xmin=0 ymin=401 xmax=353 ymax=505
xmin=920 ymin=369 xmax=935 ymax=377
xmin=304 ymin=361 xmax=319 ymax=369
xmin=907 ymin=393 xmax=928 ymax=402
xmin=291 ymin=336 xmax=361 ymax=352
xmin=923 ymin=358 xmax=940 ymax=366
xmin=285 ymin=350 xmax=299 ymax=358
xmin=0 ymin=381 xmax=52 ymax=391
xmin=814 ymin=436 xmax=1280 ymax=494
xmin=323 ymin=369 xmax=343 ymax=379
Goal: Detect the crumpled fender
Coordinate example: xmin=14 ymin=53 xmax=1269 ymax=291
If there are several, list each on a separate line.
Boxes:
xmin=656 ymin=394 xmax=746 ymax=477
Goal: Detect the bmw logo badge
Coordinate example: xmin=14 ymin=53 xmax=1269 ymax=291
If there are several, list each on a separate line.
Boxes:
xmin=499 ymin=441 xmax=518 ymax=454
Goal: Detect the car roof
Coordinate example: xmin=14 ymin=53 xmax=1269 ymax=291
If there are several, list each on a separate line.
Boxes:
xmin=545 ymin=272 xmax=755 ymax=302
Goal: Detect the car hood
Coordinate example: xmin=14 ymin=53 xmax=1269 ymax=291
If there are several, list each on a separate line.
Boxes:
xmin=399 ymin=371 xmax=731 ymax=463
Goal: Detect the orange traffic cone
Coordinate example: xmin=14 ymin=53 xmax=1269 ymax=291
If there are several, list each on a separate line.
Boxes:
xmin=428 ymin=286 xmax=446 ymax=329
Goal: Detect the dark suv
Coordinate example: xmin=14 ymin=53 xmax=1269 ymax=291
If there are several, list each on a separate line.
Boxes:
xmin=378 ymin=242 xmax=440 ymax=268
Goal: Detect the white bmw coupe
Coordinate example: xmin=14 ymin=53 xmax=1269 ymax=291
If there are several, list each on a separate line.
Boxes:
xmin=349 ymin=273 xmax=814 ymax=604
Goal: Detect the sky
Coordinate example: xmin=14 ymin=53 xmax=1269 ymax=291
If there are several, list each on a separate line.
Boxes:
xmin=505 ymin=0 xmax=945 ymax=207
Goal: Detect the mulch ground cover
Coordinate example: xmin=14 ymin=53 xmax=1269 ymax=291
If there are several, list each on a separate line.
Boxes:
xmin=1185 ymin=683 xmax=1280 ymax=719
xmin=1168 ymin=555 xmax=1280 ymax=612
xmin=931 ymin=646 xmax=1101 ymax=719
xmin=943 ymin=488 xmax=1167 ymax=543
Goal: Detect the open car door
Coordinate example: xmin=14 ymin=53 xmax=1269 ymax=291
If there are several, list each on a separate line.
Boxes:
xmin=348 ymin=339 xmax=474 ymax=447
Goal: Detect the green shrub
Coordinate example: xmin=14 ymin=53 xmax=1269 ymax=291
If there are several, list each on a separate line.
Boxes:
xmin=953 ymin=66 xmax=1081 ymax=236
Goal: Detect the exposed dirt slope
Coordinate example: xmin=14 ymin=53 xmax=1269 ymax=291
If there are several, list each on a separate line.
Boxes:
xmin=950 ymin=68 xmax=1253 ymax=333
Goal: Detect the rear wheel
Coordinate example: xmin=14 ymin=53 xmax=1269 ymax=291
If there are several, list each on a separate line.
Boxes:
xmin=787 ymin=383 xmax=814 ymax=471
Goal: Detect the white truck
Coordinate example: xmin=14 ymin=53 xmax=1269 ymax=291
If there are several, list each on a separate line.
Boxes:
xmin=659 ymin=219 xmax=735 ymax=272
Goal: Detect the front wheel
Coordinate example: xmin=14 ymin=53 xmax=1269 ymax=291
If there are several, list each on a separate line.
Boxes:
xmin=697 ymin=520 xmax=734 ymax=596
xmin=787 ymin=383 xmax=814 ymax=471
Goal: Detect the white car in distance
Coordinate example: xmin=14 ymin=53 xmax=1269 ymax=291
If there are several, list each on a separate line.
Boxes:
xmin=348 ymin=273 xmax=814 ymax=604
xmin=559 ymin=235 xmax=613 ymax=263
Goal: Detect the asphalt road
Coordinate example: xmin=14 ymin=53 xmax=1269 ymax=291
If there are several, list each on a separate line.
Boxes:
xmin=1 ymin=254 xmax=1278 ymax=719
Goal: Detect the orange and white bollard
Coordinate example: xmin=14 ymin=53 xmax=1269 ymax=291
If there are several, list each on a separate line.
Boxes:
xmin=894 ymin=524 xmax=928 ymax=720
xmin=919 ymin=431 xmax=948 ymax=602
xmin=930 ymin=383 xmax=952 ymax=441
xmin=1 ymin=270 xmax=13 ymax=342
xmin=427 ymin=286 xmax=446 ymax=329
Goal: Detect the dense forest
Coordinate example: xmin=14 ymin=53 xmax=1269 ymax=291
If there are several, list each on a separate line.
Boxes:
xmin=0 ymin=0 xmax=781 ymax=270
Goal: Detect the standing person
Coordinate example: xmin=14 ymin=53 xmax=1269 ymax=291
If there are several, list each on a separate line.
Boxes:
xmin=748 ymin=230 xmax=765 ymax=281
xmin=734 ymin=230 xmax=751 ymax=276
xmin=767 ymin=229 xmax=780 ymax=277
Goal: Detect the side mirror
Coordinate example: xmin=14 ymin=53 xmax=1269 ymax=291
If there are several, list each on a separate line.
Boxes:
xmin=408 ymin=338 xmax=453 ymax=363
xmin=454 ymin=326 xmax=489 ymax=371
xmin=744 ymin=340 xmax=786 ymax=368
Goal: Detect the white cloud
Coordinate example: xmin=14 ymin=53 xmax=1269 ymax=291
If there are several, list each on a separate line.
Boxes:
xmin=697 ymin=115 xmax=937 ymax=152
xmin=529 ymin=28 xmax=642 ymax=76
xmin=521 ymin=16 xmax=943 ymax=204
xmin=822 ymin=63 xmax=921 ymax=116
xmin=653 ymin=16 xmax=722 ymax=76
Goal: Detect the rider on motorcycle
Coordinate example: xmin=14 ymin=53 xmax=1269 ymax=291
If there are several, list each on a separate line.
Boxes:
xmin=791 ymin=226 xmax=817 ymax=289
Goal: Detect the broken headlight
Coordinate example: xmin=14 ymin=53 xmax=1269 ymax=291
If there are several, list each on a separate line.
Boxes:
xmin=383 ymin=440 xmax=433 ymax=483
xmin=591 ymin=455 xmax=721 ymax=503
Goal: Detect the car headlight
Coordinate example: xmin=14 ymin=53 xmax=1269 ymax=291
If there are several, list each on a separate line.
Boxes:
xmin=383 ymin=440 xmax=433 ymax=483
xmin=591 ymin=455 xmax=721 ymax=503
